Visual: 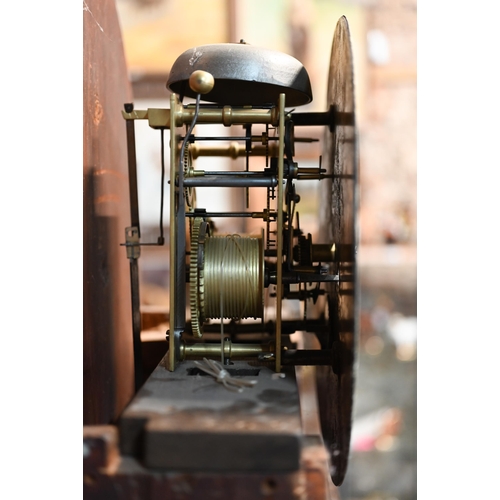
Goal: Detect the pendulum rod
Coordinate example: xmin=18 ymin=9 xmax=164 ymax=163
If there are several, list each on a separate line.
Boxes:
xmin=124 ymin=103 xmax=143 ymax=392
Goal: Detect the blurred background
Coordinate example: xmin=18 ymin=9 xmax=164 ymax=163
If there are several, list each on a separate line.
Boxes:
xmin=112 ymin=0 xmax=417 ymax=498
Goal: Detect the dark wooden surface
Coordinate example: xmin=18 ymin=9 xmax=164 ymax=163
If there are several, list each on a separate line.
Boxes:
xmin=83 ymin=0 xmax=135 ymax=425
xmin=84 ymin=426 xmax=340 ymax=500
xmin=84 ymin=355 xmax=341 ymax=499
xmin=119 ymin=358 xmax=302 ymax=472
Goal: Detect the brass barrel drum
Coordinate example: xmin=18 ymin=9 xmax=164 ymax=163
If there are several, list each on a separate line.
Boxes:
xmin=190 ymin=218 xmax=264 ymax=337
xmin=204 ymin=235 xmax=264 ymax=320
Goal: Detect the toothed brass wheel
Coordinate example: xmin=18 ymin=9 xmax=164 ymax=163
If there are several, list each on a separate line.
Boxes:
xmin=184 ymin=144 xmax=196 ymax=211
xmin=189 ymin=217 xmax=208 ymax=338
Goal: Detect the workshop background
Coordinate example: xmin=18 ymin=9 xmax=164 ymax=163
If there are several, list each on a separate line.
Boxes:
xmin=112 ymin=0 xmax=417 ymax=499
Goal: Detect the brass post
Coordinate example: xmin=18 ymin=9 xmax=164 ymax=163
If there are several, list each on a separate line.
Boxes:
xmin=180 ymin=339 xmax=274 ymax=361
xmin=275 ymin=94 xmax=286 ymax=373
xmin=168 ymin=94 xmax=182 ymax=371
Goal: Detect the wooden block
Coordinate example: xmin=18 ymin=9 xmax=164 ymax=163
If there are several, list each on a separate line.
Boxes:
xmin=119 ymin=358 xmax=302 ymax=472
xmin=83 ymin=425 xmax=119 ymax=473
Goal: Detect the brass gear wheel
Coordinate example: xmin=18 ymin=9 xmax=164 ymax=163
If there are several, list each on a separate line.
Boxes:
xmin=184 ymin=145 xmax=196 ymax=211
xmin=190 ymin=217 xmax=207 ymax=338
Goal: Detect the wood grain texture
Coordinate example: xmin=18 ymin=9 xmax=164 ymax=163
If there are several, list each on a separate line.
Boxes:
xmin=83 ymin=0 xmax=135 ymax=425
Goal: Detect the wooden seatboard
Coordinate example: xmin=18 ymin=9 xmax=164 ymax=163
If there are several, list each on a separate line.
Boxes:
xmin=119 ymin=358 xmax=302 ymax=472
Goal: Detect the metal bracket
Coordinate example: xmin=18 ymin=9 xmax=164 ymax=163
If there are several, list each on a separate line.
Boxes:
xmin=124 ymin=226 xmax=140 ymax=259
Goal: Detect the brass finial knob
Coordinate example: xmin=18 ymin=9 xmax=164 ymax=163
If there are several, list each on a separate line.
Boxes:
xmin=188 ymin=70 xmax=215 ymax=94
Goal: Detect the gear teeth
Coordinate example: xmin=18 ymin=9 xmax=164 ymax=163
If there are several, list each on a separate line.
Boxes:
xmin=295 ymin=234 xmax=312 ymax=265
xmin=184 ymin=144 xmax=195 ymax=210
xmin=190 ymin=217 xmax=205 ymax=338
